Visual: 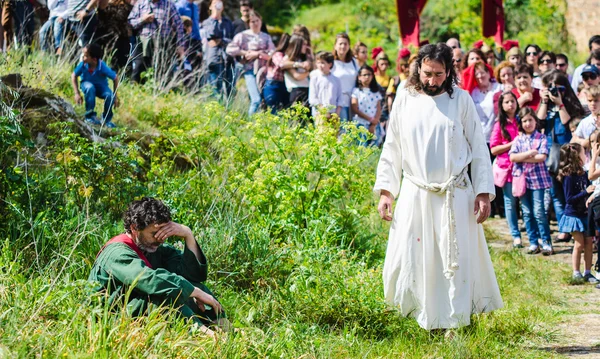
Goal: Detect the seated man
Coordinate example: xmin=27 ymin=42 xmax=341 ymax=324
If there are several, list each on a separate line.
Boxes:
xmin=71 ymin=43 xmax=119 ymax=127
xmin=88 ymin=197 xmax=230 ymax=337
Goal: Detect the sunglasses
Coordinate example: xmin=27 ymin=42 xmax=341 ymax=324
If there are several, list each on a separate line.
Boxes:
xmin=556 ymin=62 xmax=567 ymax=67
xmin=540 ymin=59 xmax=554 ymax=64
xmin=453 ymin=58 xmax=462 ymax=63
xmin=526 ymin=51 xmax=538 ymax=56
xmin=583 ymin=73 xmax=598 ymax=81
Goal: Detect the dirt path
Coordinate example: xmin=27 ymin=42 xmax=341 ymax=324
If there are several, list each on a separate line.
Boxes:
xmin=486 ymin=217 xmax=600 ymax=358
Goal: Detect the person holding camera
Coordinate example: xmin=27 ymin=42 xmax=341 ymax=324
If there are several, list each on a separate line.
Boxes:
xmin=539 ymin=69 xmax=586 ymax=243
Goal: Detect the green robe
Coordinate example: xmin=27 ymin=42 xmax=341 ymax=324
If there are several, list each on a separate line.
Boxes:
xmin=88 ymin=239 xmax=223 ymax=325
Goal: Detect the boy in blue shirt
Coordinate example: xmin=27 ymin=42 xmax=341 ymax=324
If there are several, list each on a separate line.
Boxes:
xmin=71 ymin=43 xmax=119 ymax=127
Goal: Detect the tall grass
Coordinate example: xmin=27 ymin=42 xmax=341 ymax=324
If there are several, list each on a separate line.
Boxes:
xmin=0 ymin=49 xmax=570 ymax=358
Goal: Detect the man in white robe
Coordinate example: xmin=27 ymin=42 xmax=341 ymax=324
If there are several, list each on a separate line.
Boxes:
xmin=374 ymin=43 xmax=503 ymax=330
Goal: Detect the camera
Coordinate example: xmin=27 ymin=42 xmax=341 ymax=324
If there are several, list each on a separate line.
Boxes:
xmin=549 ymin=86 xmax=565 ymax=97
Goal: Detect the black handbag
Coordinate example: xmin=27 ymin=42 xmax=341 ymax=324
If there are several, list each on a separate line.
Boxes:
xmin=546 ymin=114 xmax=562 ymax=175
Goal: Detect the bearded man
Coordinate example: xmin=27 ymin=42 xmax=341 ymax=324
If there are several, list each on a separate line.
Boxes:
xmin=88 ymin=197 xmax=230 ymax=337
xmin=374 ymin=43 xmax=503 ymax=330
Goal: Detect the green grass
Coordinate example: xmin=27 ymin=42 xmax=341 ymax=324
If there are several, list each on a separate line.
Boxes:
xmin=0 ymin=49 xmax=575 ymax=358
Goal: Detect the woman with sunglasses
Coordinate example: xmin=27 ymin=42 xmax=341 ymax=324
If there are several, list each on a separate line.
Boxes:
xmin=525 ymin=44 xmax=542 ymax=79
xmin=533 ymin=51 xmax=557 ymax=89
xmin=539 ymin=70 xmax=586 ymax=244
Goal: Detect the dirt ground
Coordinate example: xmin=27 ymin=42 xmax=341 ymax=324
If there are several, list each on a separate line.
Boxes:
xmin=486 ymin=217 xmax=600 ymax=358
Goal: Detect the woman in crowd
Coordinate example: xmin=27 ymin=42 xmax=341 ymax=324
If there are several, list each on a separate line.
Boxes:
xmin=506 ymin=46 xmax=522 ymax=67
xmin=495 ymin=61 xmax=516 ymax=92
xmin=332 ymin=32 xmax=359 ymax=122
xmin=491 ymin=91 xmax=522 ymax=247
xmin=283 ymin=34 xmax=312 ymax=110
xmin=524 ymin=44 xmax=542 ymax=78
xmin=533 ymin=51 xmax=556 ymax=88
xmin=354 ymin=41 xmax=368 ymax=67
xmin=226 ymin=11 xmax=274 ymax=116
xmin=263 ymin=33 xmax=291 ymax=113
xmin=465 ymin=62 xmax=502 ymax=143
xmin=460 ymin=48 xmax=485 ymax=73
xmin=539 ymin=69 xmax=586 ymax=243
xmin=512 ymin=64 xmax=542 ymax=111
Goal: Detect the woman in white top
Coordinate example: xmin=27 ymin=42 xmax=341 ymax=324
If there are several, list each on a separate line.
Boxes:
xmin=331 ymin=33 xmax=359 ymax=122
xmin=283 ymin=34 xmax=312 ymax=110
xmin=469 ymin=62 xmax=502 ymax=143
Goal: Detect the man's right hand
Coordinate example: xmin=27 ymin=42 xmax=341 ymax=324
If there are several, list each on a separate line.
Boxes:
xmin=191 ymin=287 xmax=222 ymax=314
xmin=74 ymin=93 xmax=83 ymax=105
xmin=141 ymin=13 xmax=155 ymax=23
xmin=378 ymin=190 xmax=394 ymax=221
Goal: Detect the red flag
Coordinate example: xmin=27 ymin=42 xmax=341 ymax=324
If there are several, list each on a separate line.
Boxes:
xmin=482 ymin=0 xmax=504 ymax=45
xmin=396 ymin=0 xmax=428 ymax=47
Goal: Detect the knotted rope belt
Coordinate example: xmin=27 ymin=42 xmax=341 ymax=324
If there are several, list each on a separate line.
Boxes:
xmin=403 ymin=168 xmax=469 ymax=280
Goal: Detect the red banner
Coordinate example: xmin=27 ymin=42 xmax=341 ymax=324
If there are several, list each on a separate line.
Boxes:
xmin=482 ymin=0 xmax=505 ymax=45
xmin=396 ymin=0 xmax=427 ymax=47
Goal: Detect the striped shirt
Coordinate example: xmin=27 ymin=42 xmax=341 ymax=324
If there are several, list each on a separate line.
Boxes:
xmin=509 ymin=130 xmax=552 ymax=190
xmin=128 ymin=0 xmax=185 ymax=48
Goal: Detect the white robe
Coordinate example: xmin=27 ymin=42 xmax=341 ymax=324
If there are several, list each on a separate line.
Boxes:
xmin=374 ymin=86 xmax=503 ymax=330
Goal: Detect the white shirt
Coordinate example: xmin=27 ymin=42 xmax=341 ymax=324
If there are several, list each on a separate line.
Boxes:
xmin=471 ymin=82 xmax=502 ymax=142
xmin=571 ymin=63 xmax=587 ymax=93
xmin=48 ymin=0 xmax=69 ymax=18
xmin=331 ymin=59 xmax=359 ymax=107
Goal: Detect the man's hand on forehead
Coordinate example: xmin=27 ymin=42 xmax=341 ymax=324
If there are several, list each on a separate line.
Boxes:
xmin=153 ymin=221 xmax=193 ymax=241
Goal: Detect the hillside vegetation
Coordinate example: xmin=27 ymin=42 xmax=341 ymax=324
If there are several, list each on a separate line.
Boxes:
xmin=0 ymin=37 xmax=573 ymax=359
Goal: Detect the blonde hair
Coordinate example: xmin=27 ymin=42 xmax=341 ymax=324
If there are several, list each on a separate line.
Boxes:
xmin=494 ymin=61 xmax=515 ymax=83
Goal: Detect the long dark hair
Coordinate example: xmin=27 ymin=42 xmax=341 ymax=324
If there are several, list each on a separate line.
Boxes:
xmin=333 ymin=33 xmax=353 ymax=63
xmin=407 ymin=43 xmax=458 ymax=98
xmin=497 ymin=91 xmax=520 ymax=141
xmin=268 ymin=33 xmax=290 ymax=67
xmin=541 ymin=70 xmax=585 ymax=119
xmin=517 ymin=107 xmax=540 ymax=133
xmin=558 ymin=143 xmax=585 ymax=182
xmin=460 ymin=48 xmax=485 ymax=72
xmin=355 ymin=65 xmax=380 ymax=93
xmin=285 ymin=34 xmax=305 ymax=62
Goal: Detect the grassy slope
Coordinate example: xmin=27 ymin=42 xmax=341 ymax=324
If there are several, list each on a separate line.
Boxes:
xmin=0 ymin=50 xmax=572 ymax=358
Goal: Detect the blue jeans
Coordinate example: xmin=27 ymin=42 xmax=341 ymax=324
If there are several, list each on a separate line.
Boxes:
xmin=243 ymin=70 xmax=261 ymax=116
xmin=339 ymin=106 xmax=350 ymax=122
xmin=520 ymin=188 xmax=552 ymax=247
xmin=262 ymin=80 xmax=288 ymax=113
xmin=502 ymin=182 xmax=521 ymax=239
xmin=550 ymin=175 xmax=565 ymax=223
xmin=81 ymin=81 xmax=114 ymax=123
xmin=207 ymin=62 xmax=225 ymax=97
xmin=70 ymin=13 xmax=98 ymax=47
xmin=39 ymin=17 xmax=66 ymax=52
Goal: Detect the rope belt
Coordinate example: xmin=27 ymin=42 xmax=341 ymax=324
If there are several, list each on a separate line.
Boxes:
xmin=403 ymin=168 xmax=469 ymax=280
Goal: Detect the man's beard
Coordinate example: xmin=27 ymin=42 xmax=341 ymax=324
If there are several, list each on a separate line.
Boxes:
xmin=422 ymin=83 xmax=445 ymax=96
xmin=135 ymin=233 xmax=160 ymax=253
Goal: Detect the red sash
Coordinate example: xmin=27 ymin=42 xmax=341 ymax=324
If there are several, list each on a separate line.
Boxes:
xmin=97 ymin=233 xmax=153 ymax=269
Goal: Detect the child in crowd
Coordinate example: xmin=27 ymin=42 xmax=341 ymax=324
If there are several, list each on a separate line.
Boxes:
xmin=558 ymin=143 xmax=598 ymax=283
xmin=572 ymin=85 xmax=600 ymax=152
xmin=308 ymin=51 xmax=342 ymax=125
xmin=351 ymin=65 xmax=382 ymax=146
xmin=509 ymin=107 xmax=553 ymax=255
xmin=71 ymin=43 xmax=119 ymax=128
xmin=490 ymin=91 xmax=521 ymax=247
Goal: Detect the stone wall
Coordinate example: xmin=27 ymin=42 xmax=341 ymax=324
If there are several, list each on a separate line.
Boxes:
xmin=565 ymin=0 xmax=600 ymax=53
